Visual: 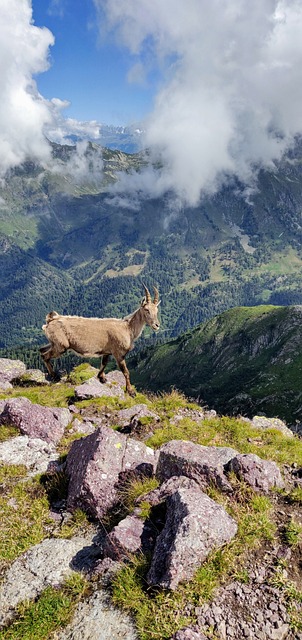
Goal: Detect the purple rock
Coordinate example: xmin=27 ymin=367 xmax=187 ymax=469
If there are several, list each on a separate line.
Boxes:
xmin=156 ymin=440 xmax=238 ymax=492
xmin=66 ymin=425 xmax=157 ymax=519
xmin=226 ymin=453 xmax=285 ymax=492
xmin=103 ymin=514 xmax=156 ymax=559
xmin=147 ymin=483 xmax=237 ymax=590
xmin=0 ymin=397 xmax=71 ymax=445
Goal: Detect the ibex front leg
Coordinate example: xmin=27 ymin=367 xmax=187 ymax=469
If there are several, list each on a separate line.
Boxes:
xmin=117 ymin=357 xmax=135 ymax=397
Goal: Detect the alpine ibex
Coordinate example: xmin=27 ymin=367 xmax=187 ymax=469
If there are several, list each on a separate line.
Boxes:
xmin=40 ymin=285 xmax=160 ymax=396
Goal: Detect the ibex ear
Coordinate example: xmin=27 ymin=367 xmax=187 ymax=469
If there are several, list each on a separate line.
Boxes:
xmin=141 ymin=296 xmax=147 ymax=306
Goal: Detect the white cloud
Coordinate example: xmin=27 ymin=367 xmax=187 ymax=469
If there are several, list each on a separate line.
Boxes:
xmin=0 ymin=0 xmax=55 ymax=175
xmin=95 ymin=0 xmax=302 ymax=205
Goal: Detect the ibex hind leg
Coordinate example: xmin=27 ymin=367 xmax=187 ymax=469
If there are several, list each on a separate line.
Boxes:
xmin=39 ymin=344 xmax=66 ymax=381
xmin=97 ymin=354 xmax=110 ymax=383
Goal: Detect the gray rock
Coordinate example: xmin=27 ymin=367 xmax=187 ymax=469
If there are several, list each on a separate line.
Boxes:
xmin=251 ymin=416 xmax=294 ymax=438
xmin=0 ymin=397 xmax=71 ymax=445
xmin=147 ymin=484 xmax=237 ymax=589
xmin=156 ymin=440 xmax=238 ymax=492
xmin=0 ymin=379 xmax=13 ymax=391
xmin=66 ymin=426 xmax=157 ymax=519
xmin=15 ymin=369 xmax=49 ymax=386
xmin=116 ymin=404 xmax=160 ymax=426
xmin=171 ymin=628 xmax=207 ymax=640
xmin=0 ymin=435 xmax=57 ymax=476
xmin=54 ymin=590 xmax=138 ymax=640
xmin=104 ymin=514 xmax=156 ymax=559
xmin=226 ymin=453 xmax=285 ymax=492
xmin=0 ymin=535 xmax=97 ymax=626
xmin=75 ymin=371 xmax=126 ymax=400
xmin=0 ymin=358 xmax=26 ymax=382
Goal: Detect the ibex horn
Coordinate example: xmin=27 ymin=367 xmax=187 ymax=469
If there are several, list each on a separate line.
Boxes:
xmin=143 ymin=284 xmax=151 ymax=303
xmin=153 ymin=286 xmax=159 ymax=304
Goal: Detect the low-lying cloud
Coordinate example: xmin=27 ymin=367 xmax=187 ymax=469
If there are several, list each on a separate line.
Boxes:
xmin=96 ymin=0 xmax=302 ymax=205
xmin=0 ymin=0 xmax=54 ymax=175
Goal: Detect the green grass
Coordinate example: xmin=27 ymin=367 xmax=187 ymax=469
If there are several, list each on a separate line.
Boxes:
xmin=0 ymin=384 xmax=74 ymax=407
xmin=283 ymin=518 xmax=302 ymax=547
xmin=146 ymin=415 xmax=302 ymax=467
xmin=0 ymin=469 xmax=52 ymax=572
xmin=0 ymin=425 xmax=19 ymax=442
xmin=0 ymin=574 xmax=89 ymax=640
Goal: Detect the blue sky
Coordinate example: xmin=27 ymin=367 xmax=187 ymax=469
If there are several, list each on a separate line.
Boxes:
xmin=31 ymin=0 xmax=158 ymax=125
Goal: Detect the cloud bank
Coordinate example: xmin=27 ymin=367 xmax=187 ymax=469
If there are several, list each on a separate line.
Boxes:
xmin=0 ymin=0 xmax=54 ymax=174
xmin=96 ymin=0 xmax=302 ymax=205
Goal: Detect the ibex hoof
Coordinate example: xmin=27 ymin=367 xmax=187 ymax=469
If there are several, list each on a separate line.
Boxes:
xmin=127 ymin=388 xmax=136 ymax=397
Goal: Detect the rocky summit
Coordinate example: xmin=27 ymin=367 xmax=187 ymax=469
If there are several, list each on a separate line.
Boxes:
xmin=0 ymin=358 xmax=302 ymax=639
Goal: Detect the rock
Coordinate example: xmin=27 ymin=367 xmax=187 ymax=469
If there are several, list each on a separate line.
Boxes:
xmin=0 ymin=358 xmax=26 ymax=383
xmin=116 ymin=404 xmax=160 ymax=436
xmin=226 ymin=453 xmax=285 ymax=492
xmin=54 ymin=590 xmax=138 ymax=640
xmin=15 ymin=369 xmax=49 ymax=386
xmin=103 ymin=514 xmax=156 ymax=560
xmin=171 ymin=628 xmax=207 ymax=640
xmin=0 ymin=397 xmax=71 ymax=445
xmin=66 ymin=426 xmax=157 ymax=519
xmin=156 ymin=440 xmax=238 ymax=492
xmin=0 ymin=535 xmax=98 ymax=626
xmin=136 ymin=475 xmax=203 ymax=508
xmin=75 ymin=371 xmax=126 ymax=400
xmin=69 ymin=418 xmax=96 ymax=435
xmin=0 ymin=379 xmax=13 ymax=391
xmin=147 ymin=483 xmax=237 ymax=589
xmin=0 ymin=435 xmax=57 ymax=476
xmin=251 ymin=416 xmax=294 ymax=438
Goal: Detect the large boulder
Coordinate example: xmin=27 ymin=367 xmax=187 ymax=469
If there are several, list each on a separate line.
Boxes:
xmin=147 ymin=482 xmax=237 ymax=590
xmin=156 ymin=440 xmax=238 ymax=492
xmin=66 ymin=425 xmax=157 ymax=519
xmin=0 ymin=397 xmax=71 ymax=445
xmin=226 ymin=453 xmax=285 ymax=492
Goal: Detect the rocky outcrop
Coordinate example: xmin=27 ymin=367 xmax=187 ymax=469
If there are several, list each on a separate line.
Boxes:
xmin=103 ymin=514 xmax=156 ymax=560
xmin=147 ymin=481 xmax=237 ymax=590
xmin=0 ymin=397 xmax=71 ymax=445
xmin=156 ymin=440 xmax=238 ymax=492
xmin=66 ymin=425 xmax=157 ymax=519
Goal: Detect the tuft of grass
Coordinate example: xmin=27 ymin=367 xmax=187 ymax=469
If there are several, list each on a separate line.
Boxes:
xmin=288 ymin=486 xmax=302 ymax=505
xmin=0 ymin=574 xmax=89 ymax=640
xmin=283 ymin=518 xmax=302 ymax=547
xmin=56 ymin=509 xmax=91 ymax=539
xmin=0 ymin=425 xmax=19 ymax=442
xmin=118 ymin=476 xmax=159 ymax=514
xmin=67 ymin=363 xmax=98 ymax=385
xmin=150 ymin=390 xmax=198 ymax=418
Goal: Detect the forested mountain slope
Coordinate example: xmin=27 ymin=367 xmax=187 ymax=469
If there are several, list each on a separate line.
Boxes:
xmin=1 ymin=140 xmax=302 ymax=348
xmin=129 ymin=305 xmax=302 ymax=424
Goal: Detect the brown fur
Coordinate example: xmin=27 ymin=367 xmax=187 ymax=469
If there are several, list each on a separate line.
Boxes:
xmin=40 ymin=286 xmax=160 ymax=396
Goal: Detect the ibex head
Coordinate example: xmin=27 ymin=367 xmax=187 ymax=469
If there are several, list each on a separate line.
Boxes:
xmin=141 ymin=285 xmax=160 ymax=331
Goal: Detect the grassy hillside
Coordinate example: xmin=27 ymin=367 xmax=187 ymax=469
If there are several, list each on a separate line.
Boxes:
xmin=130 ymin=305 xmax=302 ymax=424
